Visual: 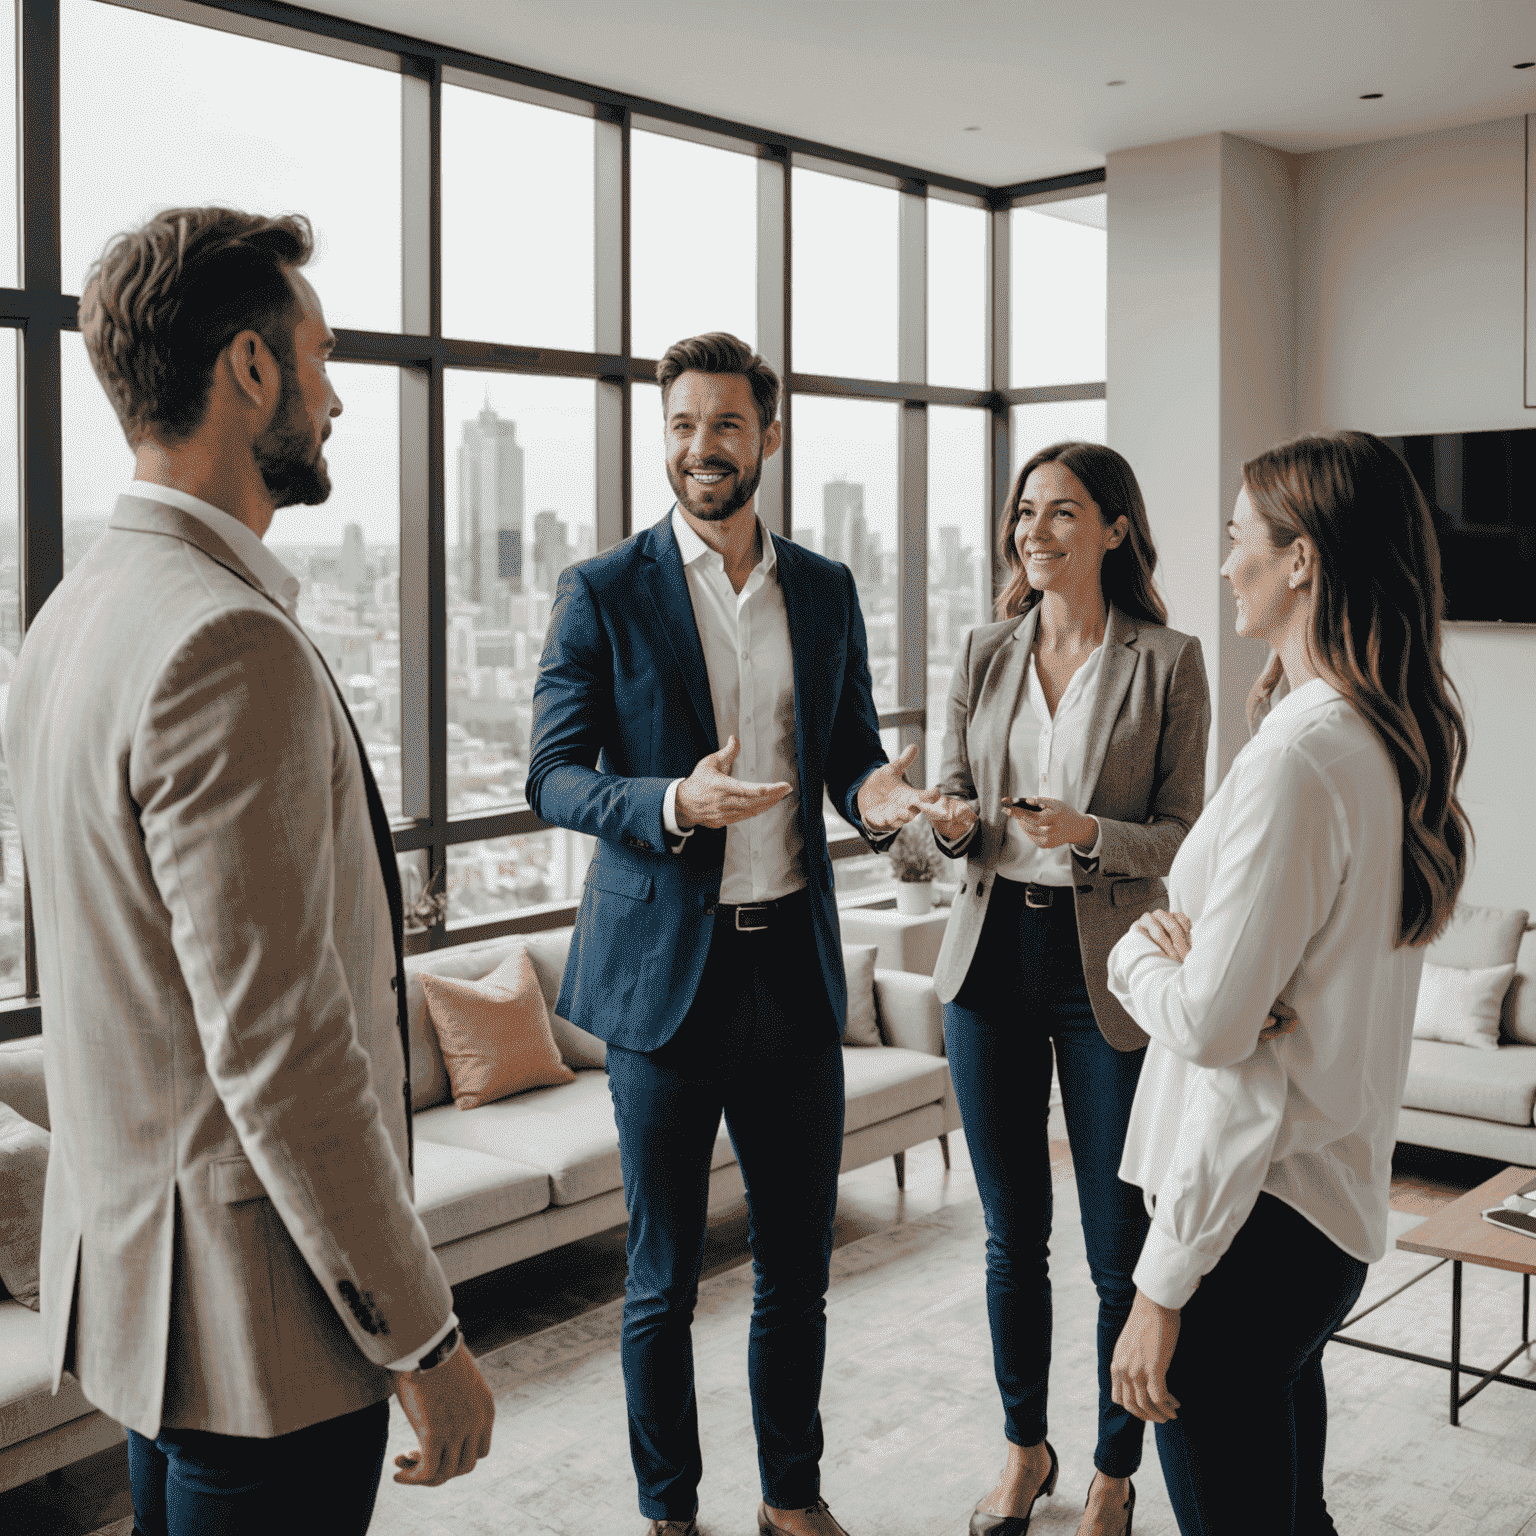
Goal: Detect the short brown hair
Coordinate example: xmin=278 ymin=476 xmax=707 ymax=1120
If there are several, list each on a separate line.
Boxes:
xmin=997 ymin=440 xmax=1167 ymax=626
xmin=81 ymin=207 xmax=314 ymax=446
xmin=656 ymin=332 xmax=780 ymax=432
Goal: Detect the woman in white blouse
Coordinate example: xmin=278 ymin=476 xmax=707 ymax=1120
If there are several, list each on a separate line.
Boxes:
xmin=922 ymin=442 xmax=1211 ymax=1536
xmin=1106 ymin=431 xmax=1471 ymax=1535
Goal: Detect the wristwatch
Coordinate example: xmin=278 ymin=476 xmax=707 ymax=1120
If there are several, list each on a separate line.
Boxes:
xmin=411 ymin=1325 xmax=461 ymax=1374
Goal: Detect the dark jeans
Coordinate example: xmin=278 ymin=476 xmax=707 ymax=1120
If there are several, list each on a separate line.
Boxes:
xmin=1156 ymin=1192 xmax=1368 ymax=1536
xmin=944 ymin=877 xmax=1150 ymax=1477
xmin=127 ymin=1399 xmax=389 ymax=1536
xmin=606 ymin=889 xmax=845 ymax=1522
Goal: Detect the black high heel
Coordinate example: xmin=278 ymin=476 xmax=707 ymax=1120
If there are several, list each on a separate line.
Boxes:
xmin=1083 ymin=1474 xmax=1135 ymax=1536
xmin=967 ymin=1440 xmax=1059 ymax=1535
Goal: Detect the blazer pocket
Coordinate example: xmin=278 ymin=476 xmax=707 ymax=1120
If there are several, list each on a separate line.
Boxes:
xmin=587 ymin=864 xmax=655 ymax=902
xmin=1110 ymin=877 xmax=1154 ymax=908
xmin=210 ymin=1155 xmax=268 ymax=1205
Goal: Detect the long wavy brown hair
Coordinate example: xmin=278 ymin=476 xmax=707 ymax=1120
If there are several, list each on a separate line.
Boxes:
xmin=996 ymin=441 xmax=1167 ymax=625
xmin=1243 ymin=431 xmax=1471 ymax=946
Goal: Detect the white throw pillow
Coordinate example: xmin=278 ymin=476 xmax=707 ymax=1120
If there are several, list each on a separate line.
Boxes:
xmin=842 ymin=944 xmax=883 ymax=1047
xmin=1413 ymin=962 xmax=1517 ymax=1051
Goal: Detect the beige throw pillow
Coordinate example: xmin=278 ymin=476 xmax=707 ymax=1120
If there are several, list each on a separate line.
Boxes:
xmin=419 ymin=948 xmax=576 ymax=1110
xmin=0 ymin=1100 xmax=48 ymax=1310
xmin=842 ymin=944 xmax=883 ymax=1047
xmin=1413 ymin=961 xmax=1517 ymax=1052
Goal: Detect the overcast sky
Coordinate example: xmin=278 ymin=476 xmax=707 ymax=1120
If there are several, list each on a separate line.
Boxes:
xmin=50 ymin=0 xmax=1105 ymax=557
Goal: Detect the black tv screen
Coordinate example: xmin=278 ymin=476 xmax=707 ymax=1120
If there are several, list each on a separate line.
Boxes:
xmin=1382 ymin=429 xmax=1536 ymax=624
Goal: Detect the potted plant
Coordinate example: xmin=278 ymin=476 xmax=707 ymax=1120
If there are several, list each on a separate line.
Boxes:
xmin=887 ymin=821 xmax=943 ymax=915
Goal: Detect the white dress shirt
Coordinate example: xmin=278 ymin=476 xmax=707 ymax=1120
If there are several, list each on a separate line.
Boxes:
xmin=125 ymin=480 xmax=458 ymax=1372
xmin=994 ymin=644 xmax=1105 ymax=885
xmin=661 ymin=507 xmax=806 ymax=903
xmin=1109 ymin=679 xmax=1423 ymax=1310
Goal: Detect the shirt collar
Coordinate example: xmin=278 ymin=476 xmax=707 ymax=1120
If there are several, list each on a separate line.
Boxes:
xmin=126 ymin=481 xmax=302 ymax=613
xmin=670 ymin=504 xmax=777 ymax=577
xmin=1259 ymin=675 xmax=1345 ymax=733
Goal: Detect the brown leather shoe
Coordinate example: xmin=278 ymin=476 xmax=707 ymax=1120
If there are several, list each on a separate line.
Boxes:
xmin=758 ymin=1498 xmax=851 ymax=1535
xmin=645 ymin=1520 xmax=699 ymax=1536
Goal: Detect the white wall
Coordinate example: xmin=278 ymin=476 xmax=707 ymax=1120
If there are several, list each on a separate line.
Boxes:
xmin=1295 ymin=115 xmax=1536 ymax=912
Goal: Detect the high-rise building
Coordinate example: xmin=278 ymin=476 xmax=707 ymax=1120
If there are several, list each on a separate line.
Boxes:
xmin=822 ymin=479 xmax=866 ymax=577
xmin=532 ymin=510 xmax=574 ymax=594
xmin=457 ymin=401 xmax=525 ymax=607
xmin=339 ymin=523 xmax=368 ymax=594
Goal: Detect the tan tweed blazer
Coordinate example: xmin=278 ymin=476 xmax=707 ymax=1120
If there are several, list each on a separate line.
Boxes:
xmin=4 ymin=496 xmax=453 ymax=1439
xmin=930 ymin=604 xmax=1210 ymax=1050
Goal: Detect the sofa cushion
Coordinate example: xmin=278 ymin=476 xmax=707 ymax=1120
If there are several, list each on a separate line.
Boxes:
xmin=523 ymin=930 xmax=606 ymax=1071
xmin=1412 ymin=962 xmax=1516 ymax=1052
xmin=1403 ymin=1039 xmax=1536 ymax=1127
xmin=419 ymin=950 xmax=575 ymax=1110
xmin=411 ymin=1140 xmax=550 ymax=1248
xmin=841 ymin=1047 xmax=950 ymax=1135
xmin=0 ymin=1040 xmax=47 ymax=1131
xmin=0 ymin=1102 xmax=48 ymax=1309
xmin=0 ymin=1298 xmax=97 ymax=1447
xmin=842 ymin=945 xmax=882 ymax=1047
xmin=1505 ymin=930 xmax=1536 ymax=1046
xmin=1426 ymin=903 xmax=1530 ymax=972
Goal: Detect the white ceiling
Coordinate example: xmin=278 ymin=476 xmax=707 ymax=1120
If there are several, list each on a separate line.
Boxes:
xmin=316 ymin=0 xmax=1536 ymax=186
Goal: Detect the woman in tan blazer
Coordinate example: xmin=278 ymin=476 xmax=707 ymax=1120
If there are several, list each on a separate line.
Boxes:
xmin=922 ymin=442 xmax=1209 ymax=1536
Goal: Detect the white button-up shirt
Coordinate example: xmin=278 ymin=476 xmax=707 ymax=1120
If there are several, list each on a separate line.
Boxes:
xmin=994 ymin=644 xmax=1105 ymax=886
xmin=1109 ymin=679 xmax=1423 ymax=1310
xmin=125 ymin=480 xmax=457 ymax=1371
xmin=662 ymin=507 xmax=805 ymax=903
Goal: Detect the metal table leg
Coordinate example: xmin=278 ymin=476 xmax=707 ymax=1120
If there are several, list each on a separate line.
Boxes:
xmin=1451 ymin=1261 xmax=1462 ymax=1427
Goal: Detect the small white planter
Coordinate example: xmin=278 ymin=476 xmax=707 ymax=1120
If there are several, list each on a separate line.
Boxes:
xmin=895 ymin=880 xmax=934 ymax=916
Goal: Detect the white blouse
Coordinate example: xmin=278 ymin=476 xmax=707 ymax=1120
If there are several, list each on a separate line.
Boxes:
xmin=993 ymin=643 xmax=1105 ymax=887
xmin=1108 ymin=680 xmax=1424 ymax=1310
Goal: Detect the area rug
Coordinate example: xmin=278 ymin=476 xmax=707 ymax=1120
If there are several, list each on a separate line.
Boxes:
xmin=364 ymin=1183 xmax=1536 ymax=1536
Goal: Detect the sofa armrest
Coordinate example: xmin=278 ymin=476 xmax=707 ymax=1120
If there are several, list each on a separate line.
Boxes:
xmin=874 ymin=969 xmax=944 ymax=1056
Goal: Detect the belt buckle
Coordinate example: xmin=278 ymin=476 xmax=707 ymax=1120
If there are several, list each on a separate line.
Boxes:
xmin=1024 ymin=886 xmax=1052 ymax=910
xmin=735 ymin=903 xmax=771 ymax=932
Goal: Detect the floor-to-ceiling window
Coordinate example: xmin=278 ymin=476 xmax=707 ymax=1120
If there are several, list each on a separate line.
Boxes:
xmin=0 ymin=0 xmax=1106 ymax=1038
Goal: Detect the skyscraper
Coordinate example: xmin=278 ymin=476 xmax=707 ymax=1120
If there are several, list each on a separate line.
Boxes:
xmin=457 ymin=401 xmax=525 ymax=608
xmin=823 ymin=479 xmax=866 ymax=576
xmin=339 ymin=522 xmax=368 ymax=594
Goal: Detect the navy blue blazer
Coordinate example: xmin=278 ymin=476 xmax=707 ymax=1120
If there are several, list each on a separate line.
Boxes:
xmin=526 ymin=511 xmax=893 ymax=1052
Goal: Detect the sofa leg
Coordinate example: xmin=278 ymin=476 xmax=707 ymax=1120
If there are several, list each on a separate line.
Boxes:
xmin=893 ymin=1151 xmax=906 ymax=1190
xmin=938 ymin=1133 xmax=950 ymax=1171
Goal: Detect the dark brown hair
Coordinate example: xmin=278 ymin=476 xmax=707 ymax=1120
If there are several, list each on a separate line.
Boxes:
xmin=80 ymin=207 xmax=314 ymax=446
xmin=1242 ymin=430 xmax=1471 ymax=946
xmin=656 ymin=332 xmax=780 ymax=433
xmin=996 ymin=440 xmax=1167 ymax=625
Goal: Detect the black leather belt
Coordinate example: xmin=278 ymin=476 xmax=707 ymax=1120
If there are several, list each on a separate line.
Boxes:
xmin=708 ymin=889 xmax=807 ymax=932
xmin=995 ymin=878 xmax=1073 ymax=910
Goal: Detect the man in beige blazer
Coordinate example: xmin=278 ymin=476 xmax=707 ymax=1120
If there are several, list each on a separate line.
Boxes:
xmin=4 ymin=208 xmax=493 ymax=1535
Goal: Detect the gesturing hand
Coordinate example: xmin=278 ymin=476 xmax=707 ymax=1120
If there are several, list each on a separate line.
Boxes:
xmin=675 ymin=735 xmax=792 ymax=830
xmin=393 ymin=1339 xmax=495 ymax=1486
xmin=1006 ymin=795 xmax=1098 ymax=852
xmin=856 ymin=744 xmax=940 ymax=834
xmin=921 ymin=794 xmax=979 ymax=844
xmin=1111 ymin=1289 xmax=1182 ymax=1424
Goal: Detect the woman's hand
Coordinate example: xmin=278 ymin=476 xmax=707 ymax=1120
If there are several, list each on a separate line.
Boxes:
xmin=1259 ymin=999 xmax=1300 ymax=1041
xmin=1005 ymin=795 xmax=1097 ymax=851
xmin=921 ymin=795 xmax=978 ymax=844
xmin=1135 ymin=908 xmax=1192 ymax=961
xmin=1111 ymin=1289 xmax=1182 ymax=1424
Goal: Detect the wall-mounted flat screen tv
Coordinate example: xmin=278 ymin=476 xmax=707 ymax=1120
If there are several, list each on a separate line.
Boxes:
xmin=1382 ymin=429 xmax=1536 ymax=624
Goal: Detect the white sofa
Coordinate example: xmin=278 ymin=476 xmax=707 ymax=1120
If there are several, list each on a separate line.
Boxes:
xmin=0 ymin=927 xmax=956 ymax=1493
xmin=1397 ymin=902 xmax=1536 ymax=1164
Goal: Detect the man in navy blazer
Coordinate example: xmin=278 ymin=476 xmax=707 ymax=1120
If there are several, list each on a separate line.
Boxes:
xmin=527 ymin=334 xmax=932 ymax=1536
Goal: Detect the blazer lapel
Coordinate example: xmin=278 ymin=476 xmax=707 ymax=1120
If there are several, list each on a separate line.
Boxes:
xmin=771 ymin=535 xmax=818 ymax=790
xmin=639 ymin=513 xmax=718 ymax=752
xmin=1079 ymin=605 xmax=1139 ymax=810
xmin=972 ymin=606 xmax=1040 ymax=812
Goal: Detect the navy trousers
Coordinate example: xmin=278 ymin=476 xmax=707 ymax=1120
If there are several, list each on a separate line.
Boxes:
xmin=127 ymin=1398 xmax=389 ymax=1536
xmin=605 ymin=889 xmax=846 ymax=1522
xmin=1155 ymin=1192 xmax=1367 ymax=1536
xmin=944 ymin=876 xmax=1150 ymax=1477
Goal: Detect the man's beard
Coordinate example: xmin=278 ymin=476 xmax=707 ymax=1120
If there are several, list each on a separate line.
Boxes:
xmin=667 ymin=449 xmax=764 ymax=523
xmin=255 ymin=362 xmax=331 ymax=509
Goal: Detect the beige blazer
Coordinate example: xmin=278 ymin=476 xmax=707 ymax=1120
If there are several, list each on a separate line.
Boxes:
xmin=3 ymin=496 xmax=452 ymax=1439
xmin=931 ymin=604 xmax=1210 ymax=1050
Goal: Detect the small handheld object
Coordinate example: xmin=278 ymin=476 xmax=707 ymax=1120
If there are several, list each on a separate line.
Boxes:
xmin=1001 ymin=796 xmax=1044 ymax=813
xmin=1478 ymin=1177 xmax=1536 ymax=1239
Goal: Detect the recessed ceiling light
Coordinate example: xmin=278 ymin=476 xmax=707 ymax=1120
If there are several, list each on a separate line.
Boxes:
xmin=1516 ymin=61 xmax=1535 ymax=69
xmin=962 ymin=125 xmax=981 ymax=132
xmin=1359 ymin=92 xmax=1384 ymax=99
xmin=1106 ymin=80 xmax=1126 ymax=87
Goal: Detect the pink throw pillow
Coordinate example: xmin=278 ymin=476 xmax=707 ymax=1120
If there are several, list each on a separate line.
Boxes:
xmin=418 ymin=948 xmax=576 ymax=1110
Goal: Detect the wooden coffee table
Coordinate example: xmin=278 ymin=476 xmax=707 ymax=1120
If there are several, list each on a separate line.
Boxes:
xmin=1329 ymin=1165 xmax=1536 ymax=1424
